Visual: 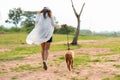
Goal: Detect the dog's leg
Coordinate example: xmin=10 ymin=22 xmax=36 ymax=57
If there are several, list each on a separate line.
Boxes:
xmin=66 ymin=57 xmax=71 ymax=71
xmin=68 ymin=60 xmax=71 ymax=71
xmin=66 ymin=56 xmax=69 ymax=70
xmin=71 ymin=58 xmax=73 ymax=69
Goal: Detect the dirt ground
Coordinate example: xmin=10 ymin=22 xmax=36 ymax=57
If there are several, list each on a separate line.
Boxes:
xmin=0 ymin=40 xmax=120 ymax=80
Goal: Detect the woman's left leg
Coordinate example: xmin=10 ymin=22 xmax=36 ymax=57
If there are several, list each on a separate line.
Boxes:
xmin=42 ymin=42 xmax=50 ymax=70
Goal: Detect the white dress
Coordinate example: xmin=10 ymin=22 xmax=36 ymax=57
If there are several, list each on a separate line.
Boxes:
xmin=26 ymin=13 xmax=60 ymax=45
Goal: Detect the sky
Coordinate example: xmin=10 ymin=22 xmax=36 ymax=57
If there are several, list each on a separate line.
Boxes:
xmin=0 ymin=0 xmax=120 ymax=32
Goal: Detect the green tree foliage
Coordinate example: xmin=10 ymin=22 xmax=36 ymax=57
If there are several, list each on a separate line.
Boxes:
xmin=5 ymin=8 xmax=23 ymax=27
xmin=21 ymin=11 xmax=36 ymax=28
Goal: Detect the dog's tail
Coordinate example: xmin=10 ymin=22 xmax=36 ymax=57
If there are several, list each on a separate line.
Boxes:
xmin=68 ymin=47 xmax=70 ymax=50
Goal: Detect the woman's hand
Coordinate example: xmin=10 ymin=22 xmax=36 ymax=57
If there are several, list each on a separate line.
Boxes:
xmin=37 ymin=11 xmax=40 ymax=14
xmin=61 ymin=24 xmax=67 ymax=27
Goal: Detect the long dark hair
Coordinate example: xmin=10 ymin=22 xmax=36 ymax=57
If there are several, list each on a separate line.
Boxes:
xmin=40 ymin=7 xmax=52 ymax=19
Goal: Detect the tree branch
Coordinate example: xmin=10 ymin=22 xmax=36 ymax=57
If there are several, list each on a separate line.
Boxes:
xmin=79 ymin=2 xmax=85 ymax=17
xmin=71 ymin=0 xmax=78 ymax=17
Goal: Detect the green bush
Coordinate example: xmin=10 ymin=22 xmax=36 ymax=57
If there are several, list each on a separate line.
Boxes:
xmin=9 ymin=27 xmax=21 ymax=32
xmin=21 ymin=26 xmax=34 ymax=33
xmin=54 ymin=26 xmax=76 ymax=34
xmin=0 ymin=25 xmax=9 ymax=33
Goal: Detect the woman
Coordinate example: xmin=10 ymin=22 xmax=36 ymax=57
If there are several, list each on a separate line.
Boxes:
xmin=26 ymin=7 xmax=66 ymax=70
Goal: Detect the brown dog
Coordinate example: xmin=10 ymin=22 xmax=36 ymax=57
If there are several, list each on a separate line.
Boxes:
xmin=65 ymin=48 xmax=74 ymax=71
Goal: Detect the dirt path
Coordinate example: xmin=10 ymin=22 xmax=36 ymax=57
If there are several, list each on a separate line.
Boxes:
xmin=0 ymin=40 xmax=120 ymax=80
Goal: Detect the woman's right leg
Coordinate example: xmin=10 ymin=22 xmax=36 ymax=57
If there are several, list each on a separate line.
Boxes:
xmin=41 ymin=42 xmax=50 ymax=62
xmin=41 ymin=42 xmax=45 ymax=61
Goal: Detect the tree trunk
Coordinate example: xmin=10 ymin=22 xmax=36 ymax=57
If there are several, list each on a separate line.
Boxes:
xmin=71 ymin=17 xmax=80 ymax=45
xmin=70 ymin=1 xmax=85 ymax=45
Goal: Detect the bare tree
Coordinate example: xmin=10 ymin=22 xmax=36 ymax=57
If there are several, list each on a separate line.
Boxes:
xmin=71 ymin=0 xmax=85 ymax=45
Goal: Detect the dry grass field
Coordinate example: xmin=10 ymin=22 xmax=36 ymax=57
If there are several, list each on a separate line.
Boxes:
xmin=0 ymin=33 xmax=120 ymax=80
